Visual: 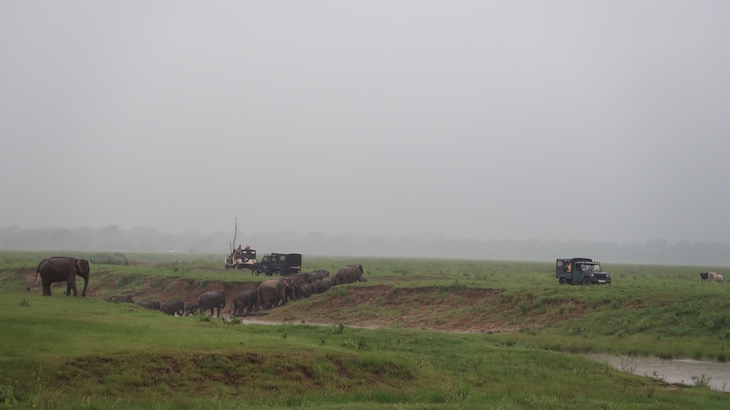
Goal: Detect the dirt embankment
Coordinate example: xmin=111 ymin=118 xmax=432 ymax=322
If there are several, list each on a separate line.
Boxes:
xmin=23 ymin=271 xmax=553 ymax=333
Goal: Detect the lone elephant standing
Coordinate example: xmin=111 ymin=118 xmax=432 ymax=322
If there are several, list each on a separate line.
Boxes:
xmin=333 ymin=264 xmax=366 ymax=286
xmin=32 ymin=257 xmax=90 ymax=296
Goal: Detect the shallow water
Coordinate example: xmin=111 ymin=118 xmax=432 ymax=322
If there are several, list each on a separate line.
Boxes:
xmin=587 ymin=353 xmax=730 ymax=392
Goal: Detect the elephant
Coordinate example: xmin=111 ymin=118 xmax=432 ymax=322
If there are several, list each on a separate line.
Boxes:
xmin=282 ymin=276 xmax=303 ymax=301
xmin=283 ymin=269 xmax=330 ymax=301
xmin=312 ymin=277 xmax=332 ymax=294
xmin=136 ymin=300 xmax=160 ymax=310
xmin=232 ymin=290 xmax=258 ymax=315
xmin=161 ymin=299 xmax=184 ymax=316
xmin=31 ymin=256 xmax=90 ymax=296
xmin=107 ymin=294 xmax=136 ymax=303
xmin=332 ymin=264 xmax=366 ymax=286
xmin=298 ymin=282 xmax=313 ymax=299
xmin=184 ymin=303 xmax=199 ymax=316
xmin=198 ymin=290 xmax=226 ymax=318
xmin=257 ymin=279 xmax=288 ymax=309
xmin=309 ymin=269 xmax=330 ymax=281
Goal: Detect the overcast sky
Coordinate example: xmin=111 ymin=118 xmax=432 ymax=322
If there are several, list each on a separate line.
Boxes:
xmin=1 ymin=1 xmax=729 ymax=245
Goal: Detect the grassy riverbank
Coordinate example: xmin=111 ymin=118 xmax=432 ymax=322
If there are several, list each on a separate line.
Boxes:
xmin=1 ymin=251 xmax=728 ymax=408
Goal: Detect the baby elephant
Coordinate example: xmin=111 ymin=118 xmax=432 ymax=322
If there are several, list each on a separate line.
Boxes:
xmin=184 ymin=303 xmax=198 ymax=316
xmin=106 ymin=294 xmax=136 ymax=303
xmin=161 ymin=299 xmax=184 ymax=316
xmin=198 ymin=290 xmax=226 ymax=318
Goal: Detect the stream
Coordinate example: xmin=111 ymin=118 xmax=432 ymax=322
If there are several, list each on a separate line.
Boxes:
xmin=586 ymin=354 xmax=730 ymax=393
xmin=230 ymin=315 xmax=730 ymax=393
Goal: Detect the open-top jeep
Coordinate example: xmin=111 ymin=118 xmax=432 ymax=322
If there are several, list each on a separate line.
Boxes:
xmin=556 ymin=258 xmax=611 ymax=285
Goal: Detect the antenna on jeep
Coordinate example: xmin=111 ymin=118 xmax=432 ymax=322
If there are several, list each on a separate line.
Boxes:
xmin=230 ymin=217 xmax=238 ymax=254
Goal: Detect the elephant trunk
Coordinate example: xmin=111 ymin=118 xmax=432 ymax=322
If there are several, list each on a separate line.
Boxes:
xmin=81 ymin=274 xmax=88 ymax=297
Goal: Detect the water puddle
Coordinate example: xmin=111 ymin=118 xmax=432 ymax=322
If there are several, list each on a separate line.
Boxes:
xmin=587 ymin=353 xmax=730 ymax=392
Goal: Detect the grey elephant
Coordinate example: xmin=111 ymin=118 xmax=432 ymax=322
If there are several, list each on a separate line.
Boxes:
xmin=184 ymin=303 xmax=198 ymax=316
xmin=198 ymin=290 xmax=226 ymax=318
xmin=313 ymin=277 xmax=333 ymax=294
xmin=106 ymin=294 xmax=136 ymax=303
xmin=232 ymin=290 xmax=258 ymax=315
xmin=282 ymin=276 xmax=301 ymax=301
xmin=299 ymin=282 xmax=313 ymax=298
xmin=30 ymin=257 xmax=90 ymax=296
xmin=309 ymin=269 xmax=330 ymax=281
xmin=332 ymin=264 xmax=366 ymax=285
xmin=257 ymin=279 xmax=288 ymax=309
xmin=161 ymin=299 xmax=184 ymax=316
xmin=136 ymin=300 xmax=160 ymax=310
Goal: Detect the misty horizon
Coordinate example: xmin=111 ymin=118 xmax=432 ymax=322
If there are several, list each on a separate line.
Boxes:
xmin=3 ymin=224 xmax=730 ymax=267
xmin=2 ymin=2 xmax=729 ymax=247
xmin=3 ymin=221 xmax=730 ymax=248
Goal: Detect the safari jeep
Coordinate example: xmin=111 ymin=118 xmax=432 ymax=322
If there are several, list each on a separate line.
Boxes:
xmin=556 ymin=258 xmax=611 ymax=285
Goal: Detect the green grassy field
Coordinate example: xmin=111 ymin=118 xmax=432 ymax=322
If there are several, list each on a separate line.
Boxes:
xmin=1 ymin=251 xmax=729 ymax=408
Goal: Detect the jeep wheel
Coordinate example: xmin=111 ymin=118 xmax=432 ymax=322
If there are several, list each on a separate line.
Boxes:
xmin=583 ymin=277 xmax=591 ymax=286
xmin=559 ymin=277 xmax=567 ymax=285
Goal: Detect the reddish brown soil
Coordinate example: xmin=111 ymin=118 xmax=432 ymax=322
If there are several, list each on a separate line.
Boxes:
xmin=23 ymin=271 xmax=576 ymax=333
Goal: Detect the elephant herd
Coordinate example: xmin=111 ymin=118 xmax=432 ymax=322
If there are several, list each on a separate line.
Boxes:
xmin=27 ymin=256 xmax=366 ymax=319
xmin=109 ymin=264 xmax=367 ymax=319
xmin=233 ymin=264 xmax=367 ymax=315
xmin=106 ymin=289 xmax=228 ymax=318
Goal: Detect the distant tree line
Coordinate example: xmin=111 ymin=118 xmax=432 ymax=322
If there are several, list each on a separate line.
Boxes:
xmin=1 ymin=225 xmax=729 ymax=267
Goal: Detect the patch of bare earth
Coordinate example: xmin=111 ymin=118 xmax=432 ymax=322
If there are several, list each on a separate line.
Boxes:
xmin=261 ymin=285 xmax=525 ymax=333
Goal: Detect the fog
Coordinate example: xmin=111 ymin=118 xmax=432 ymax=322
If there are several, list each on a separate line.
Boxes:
xmin=2 ymin=2 xmax=729 ymax=249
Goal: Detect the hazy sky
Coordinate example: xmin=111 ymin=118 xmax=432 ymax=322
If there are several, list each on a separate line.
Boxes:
xmin=2 ymin=1 xmax=729 ymax=244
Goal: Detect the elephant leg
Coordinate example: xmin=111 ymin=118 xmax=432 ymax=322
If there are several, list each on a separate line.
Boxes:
xmin=66 ymin=276 xmax=78 ymax=296
xmin=42 ymin=279 xmax=52 ymax=296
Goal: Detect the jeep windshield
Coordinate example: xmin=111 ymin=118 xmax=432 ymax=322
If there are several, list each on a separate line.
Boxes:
xmin=582 ymin=263 xmax=602 ymax=272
